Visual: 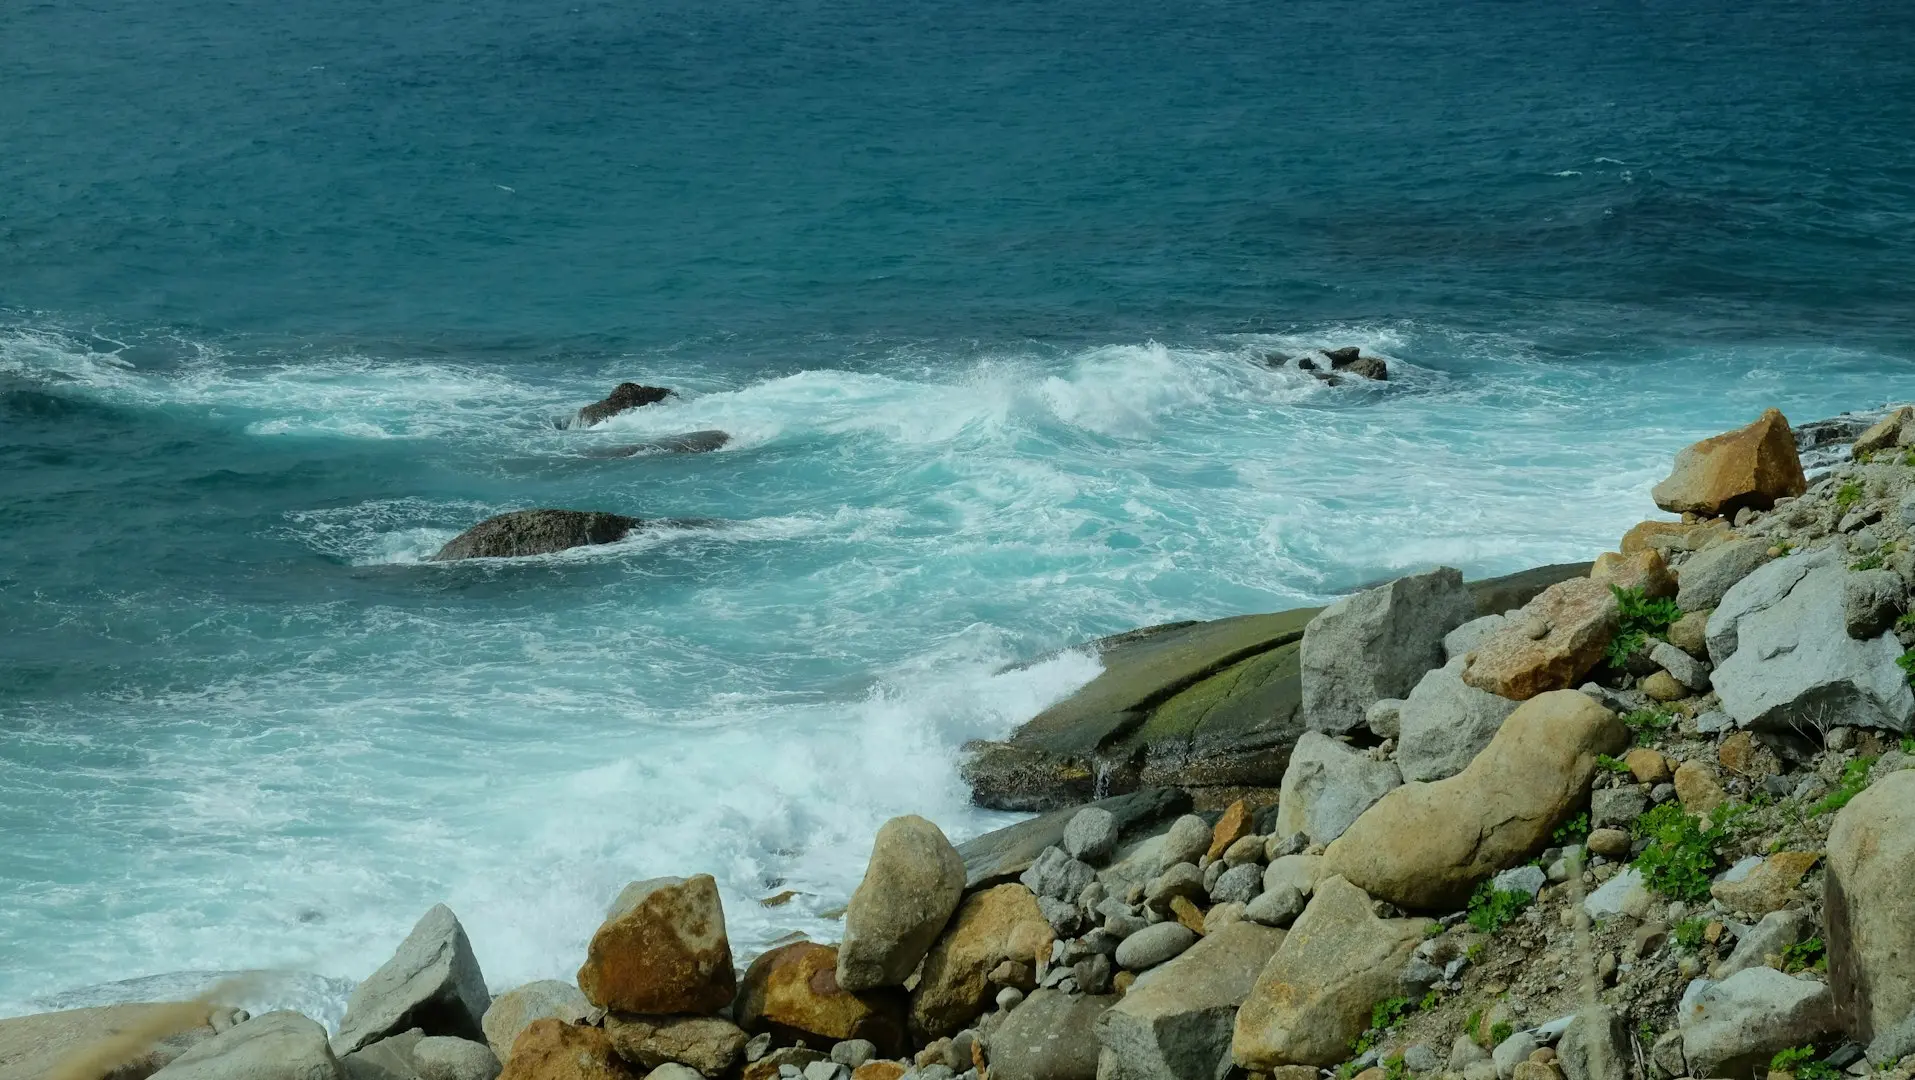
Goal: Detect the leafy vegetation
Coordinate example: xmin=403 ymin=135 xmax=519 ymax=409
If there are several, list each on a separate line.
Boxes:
xmin=1605 ymin=585 xmax=1682 ymax=667
xmin=1467 ymin=879 xmax=1535 ymax=934
xmin=1596 ymin=753 xmax=1633 ymax=774
xmin=1673 ymin=917 xmax=1709 ymax=952
xmin=1350 ymin=996 xmax=1416 ymax=1056
xmin=1771 ymin=1045 xmax=1840 ymax=1080
xmin=1836 ymin=479 xmax=1865 ymax=512
xmin=1898 ymin=649 xmax=1915 ymax=687
xmin=1781 ymin=936 xmax=1827 ymax=974
xmin=1853 ymin=553 xmax=1886 ymax=571
xmin=1551 ymin=812 xmax=1590 ymax=845
xmin=1622 ymin=708 xmax=1674 ymax=747
xmin=1812 ymin=756 xmax=1878 ymax=816
xmin=1490 ymin=1021 xmax=1514 ymax=1047
xmin=1632 ymin=801 xmax=1742 ymax=902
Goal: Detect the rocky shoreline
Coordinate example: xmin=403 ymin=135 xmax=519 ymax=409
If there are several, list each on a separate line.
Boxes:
xmin=10 ymin=403 xmax=1915 ymax=1080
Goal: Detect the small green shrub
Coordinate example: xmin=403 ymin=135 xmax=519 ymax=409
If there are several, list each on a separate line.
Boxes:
xmin=1902 ymin=736 xmax=1915 ymax=755
xmin=1490 ymin=1021 xmax=1514 ymax=1047
xmin=1384 ymin=1056 xmax=1410 ymax=1080
xmin=1781 ymin=936 xmax=1827 ymax=974
xmin=1467 ymin=880 xmax=1535 ymax=934
xmin=1836 ymin=480 xmax=1865 ymax=511
xmin=1466 ymin=940 xmax=1488 ymax=964
xmin=1464 ymin=1009 xmax=1484 ymax=1045
xmin=1552 ymin=812 xmax=1590 ymax=845
xmin=1852 ymin=553 xmax=1886 ymax=571
xmin=1622 ymin=708 xmax=1674 ymax=747
xmin=1772 ymin=1045 xmax=1840 ymax=1080
xmin=1898 ymin=650 xmax=1915 ymax=686
xmin=1813 ymin=756 xmax=1878 ymax=816
xmin=1632 ymin=801 xmax=1738 ymax=901
xmin=1605 ymin=585 xmax=1682 ymax=667
xmin=1904 ymin=448 xmax=1915 ymax=468
xmin=1350 ymin=996 xmax=1415 ymax=1055
xmin=1673 ymin=917 xmax=1709 ymax=952
xmin=1897 ymin=612 xmax=1915 ymax=631
xmin=1597 ymin=753 xmax=1633 ymax=774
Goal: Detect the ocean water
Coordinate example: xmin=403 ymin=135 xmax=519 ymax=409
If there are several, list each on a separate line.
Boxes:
xmin=3 ymin=0 xmax=1914 ymax=1021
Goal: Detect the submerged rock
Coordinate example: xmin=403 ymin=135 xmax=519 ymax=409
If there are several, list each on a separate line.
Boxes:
xmin=432 ymin=510 xmax=644 ymax=561
xmin=583 ymin=431 xmax=732 ymax=458
xmin=576 ymin=383 xmax=672 ymax=427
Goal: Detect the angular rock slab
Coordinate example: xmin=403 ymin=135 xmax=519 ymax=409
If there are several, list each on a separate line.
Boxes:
xmin=1675 ymin=538 xmax=1771 ymax=614
xmin=991 ymin=990 xmax=1114 ymax=1080
xmin=335 ymin=904 xmax=491 ymax=1055
xmin=1827 ymin=770 xmax=1915 ymax=1042
xmin=576 ymin=876 xmax=735 ymax=1016
xmin=1463 ymin=578 xmax=1619 ymax=702
xmin=737 ymin=942 xmax=906 ymax=1057
xmin=152 ymin=1011 xmax=344 ymax=1080
xmin=908 ymin=883 xmax=1056 ymax=1042
xmin=1300 ymin=567 xmax=1476 ymax=735
xmin=1273 ymin=732 xmax=1402 ymax=846
xmin=1097 ymin=921 xmax=1286 ymax=1080
xmin=1231 ymin=876 xmax=1432 ymax=1068
xmin=1652 ymin=408 xmax=1808 ymax=517
xmin=836 ymin=815 xmax=966 ymax=992
xmin=1396 ymin=657 xmax=1519 ymax=783
xmin=1678 ymin=967 xmax=1835 ymax=1079
xmin=1324 ymin=690 xmax=1625 ymax=910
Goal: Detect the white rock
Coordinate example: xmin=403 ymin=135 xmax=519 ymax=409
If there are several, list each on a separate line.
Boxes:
xmin=1274 ymin=732 xmax=1402 ymax=846
xmin=1301 ymin=568 xmax=1478 ymax=734
xmin=1679 ymin=967 xmax=1836 ymax=1078
xmin=1396 ymin=657 xmax=1520 ymax=783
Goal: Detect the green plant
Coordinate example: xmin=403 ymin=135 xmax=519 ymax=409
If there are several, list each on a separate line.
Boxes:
xmin=1418 ymin=987 xmax=1444 ymax=1012
xmin=1466 ymin=940 xmax=1488 ymax=964
xmin=1902 ymin=736 xmax=1915 ymax=755
xmin=1904 ymin=448 xmax=1915 ymax=468
xmin=1597 ymin=753 xmax=1633 ymax=774
xmin=1899 ymin=612 xmax=1915 ymax=632
xmin=1424 ymin=921 xmax=1445 ymax=938
xmin=1673 ymin=917 xmax=1709 ymax=952
xmin=1782 ymin=936 xmax=1828 ymax=974
xmin=1853 ymin=553 xmax=1886 ymax=571
xmin=1632 ymin=801 xmax=1735 ymax=901
xmin=1467 ymin=879 xmax=1535 ymax=934
xmin=1836 ymin=479 xmax=1865 ymax=512
xmin=1490 ymin=1021 xmax=1514 ymax=1047
xmin=1552 ymin=812 xmax=1590 ymax=845
xmin=1384 ymin=1056 xmax=1410 ymax=1080
xmin=1622 ymin=708 xmax=1674 ymax=747
xmin=1772 ymin=1045 xmax=1840 ymax=1080
xmin=1898 ymin=650 xmax=1915 ymax=687
xmin=1464 ymin=1009 xmax=1484 ymax=1045
xmin=1605 ymin=585 xmax=1682 ymax=667
xmin=1813 ymin=756 xmax=1878 ymax=816
xmin=1349 ymin=996 xmax=1415 ymax=1055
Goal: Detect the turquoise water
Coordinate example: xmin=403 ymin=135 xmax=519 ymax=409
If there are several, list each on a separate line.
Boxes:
xmin=3 ymin=0 xmax=1914 ymax=1018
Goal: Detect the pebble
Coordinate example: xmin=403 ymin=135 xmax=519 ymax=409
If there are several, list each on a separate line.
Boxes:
xmin=1113 ymin=921 xmax=1198 ymax=970
xmin=995 ymin=986 xmax=1024 ymax=1011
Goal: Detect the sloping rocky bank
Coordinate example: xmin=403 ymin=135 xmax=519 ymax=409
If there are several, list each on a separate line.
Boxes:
xmin=13 ymin=404 xmax=1915 ymax=1080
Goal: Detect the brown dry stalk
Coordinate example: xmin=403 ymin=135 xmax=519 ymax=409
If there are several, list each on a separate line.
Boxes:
xmin=46 ymin=975 xmax=259 ymax=1080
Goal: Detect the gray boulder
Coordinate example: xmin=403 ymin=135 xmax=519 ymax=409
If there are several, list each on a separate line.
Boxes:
xmin=1719 ymin=908 xmax=1810 ymax=979
xmin=1156 ymin=815 xmax=1213 ymax=872
xmin=990 ymin=990 xmax=1114 ymax=1080
xmin=1020 ymin=846 xmax=1097 ymax=904
xmin=837 ymin=815 xmax=967 ymax=992
xmin=1094 ymin=922 xmax=1286 ymax=1080
xmin=1590 ymin=787 xmax=1647 ymax=830
xmin=1679 ymin=967 xmax=1836 ymax=1078
xmin=431 ymin=509 xmax=646 ymax=561
xmin=1395 ymin=658 xmax=1519 ymax=783
xmin=1707 ymin=548 xmax=1837 ymax=665
xmin=1301 ymin=568 xmax=1477 ymax=734
xmin=1114 ymin=923 xmax=1199 ymax=971
xmin=1064 ymin=808 xmax=1121 ymax=863
xmin=1273 ymin=732 xmax=1402 ymax=846
xmin=1677 ymin=539 xmax=1772 ymax=613
xmin=1649 ymin=641 xmax=1712 ymax=692
xmin=1845 ymin=569 xmax=1907 ymax=640
xmin=412 ymin=1037 xmax=501 ymax=1080
xmin=1244 ymin=886 xmax=1306 ymax=928
xmin=1492 ymin=1031 xmax=1539 ymax=1080
xmin=1558 ymin=1008 xmax=1629 ymax=1080
xmin=333 ymin=904 xmax=491 ymax=1055
xmin=479 ymin=981 xmax=590 ymax=1062
xmin=1711 ymin=557 xmax=1915 ymax=733
xmin=1209 ymin=863 xmax=1263 ymax=905
xmin=1444 ymin=615 xmax=1508 ymax=663
xmin=1364 ymin=698 xmax=1404 ymax=740
xmin=151 ymin=1011 xmax=344 ymax=1079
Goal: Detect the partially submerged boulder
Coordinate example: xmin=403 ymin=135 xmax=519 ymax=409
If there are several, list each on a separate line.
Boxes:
xmin=1851 ymin=406 xmax=1914 ymax=458
xmin=737 ymin=943 xmax=908 ymax=1056
xmin=334 ymin=903 xmax=491 ymax=1055
xmin=151 ymin=1011 xmax=344 ymax=1080
xmin=1300 ymin=567 xmax=1477 ymax=735
xmin=1826 ymin=770 xmax=1915 ymax=1042
xmin=577 ymin=383 xmax=672 ymax=427
xmin=1651 ymin=408 xmax=1807 ymax=518
xmin=576 ymin=876 xmax=736 ymax=1016
xmin=432 ymin=510 xmax=643 ymax=561
xmin=1323 ymin=690 xmax=1625 ymax=910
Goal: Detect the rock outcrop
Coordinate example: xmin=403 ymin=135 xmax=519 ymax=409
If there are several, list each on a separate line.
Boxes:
xmin=151 ymin=1011 xmax=344 ymax=1080
xmin=576 ymin=876 xmax=736 ymax=1016
xmin=837 ymin=815 xmax=967 ymax=992
xmin=334 ymin=904 xmax=491 ymax=1055
xmin=577 ymin=383 xmax=672 ymax=427
xmin=1826 ymin=770 xmax=1915 ymax=1042
xmin=989 ymin=991 xmax=1114 ymax=1080
xmin=432 ymin=510 xmax=644 ymax=561
xmin=1300 ymin=567 xmax=1477 ymax=735
xmin=1652 ymin=408 xmax=1808 ymax=517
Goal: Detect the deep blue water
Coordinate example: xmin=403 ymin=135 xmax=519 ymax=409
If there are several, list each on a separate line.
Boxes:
xmin=2 ymin=0 xmax=1913 ymax=1018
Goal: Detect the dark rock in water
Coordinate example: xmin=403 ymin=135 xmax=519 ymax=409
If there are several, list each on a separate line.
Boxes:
xmin=955 ymin=787 xmax=1192 ymax=889
xmin=584 ymin=430 xmax=732 ymax=459
xmin=1261 ymin=352 xmax=1291 ymax=369
xmin=1295 ymin=356 xmax=1319 ymax=371
xmin=961 ymin=563 xmax=1595 ymax=811
xmin=1323 ymin=347 xmax=1362 ymax=366
xmin=431 ymin=509 xmax=642 ymax=561
xmin=1344 ymin=357 xmax=1389 ymax=380
xmin=577 ymin=382 xmax=672 ymax=427
xmin=1793 ymin=409 xmax=1888 ymax=452
xmin=1309 ymin=370 xmax=1345 ymax=387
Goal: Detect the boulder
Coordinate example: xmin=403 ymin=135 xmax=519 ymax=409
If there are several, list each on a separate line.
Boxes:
xmin=1022 ymin=846 xmax=1098 ymax=903
xmin=576 ymin=876 xmax=735 ymax=1016
xmin=1719 ymin=908 xmax=1811 ymax=979
xmin=1707 ymin=548 xmax=1836 ymax=664
xmin=577 ymin=383 xmax=672 ymax=427
xmin=1674 ymin=761 xmax=1728 ymax=815
xmin=1827 ymin=770 xmax=1915 ymax=1041
xmin=1651 ymin=409 xmax=1808 ymax=517
xmin=341 ymin=1028 xmax=428 ymax=1080
xmin=150 ymin=1012 xmax=344 ymax=1080
xmin=1244 ymin=886 xmax=1306 ymax=928
xmin=603 ymin=1015 xmax=747 ymax=1077
xmin=956 ymin=788 xmax=1190 ymax=889
xmin=1851 ymin=407 xmax=1914 ymax=458
xmin=1204 ymin=801 xmax=1253 ymax=863
xmin=1096 ymin=922 xmax=1285 ymax=1080
xmin=1667 ymin=609 xmax=1710 ymax=656
xmin=1589 ymin=549 xmax=1676 ymax=599
xmin=990 ymin=990 xmax=1114 ymax=1080
xmin=1709 ymin=851 xmax=1818 ymax=915
xmin=1845 ymin=569 xmax=1907 ymax=640
xmin=334 ymin=904 xmax=491 ymax=1055
xmin=1444 ymin=615 xmax=1508 ymax=664
xmin=1273 ymin=732 xmax=1402 ymax=845
xmin=1557 ymin=1008 xmax=1629 ymax=1080
xmin=1323 ymin=690 xmax=1626 ymax=910
xmin=837 ymin=816 xmax=967 ymax=992
xmin=1300 ymin=567 xmax=1477 ymax=734
xmin=1710 ymin=554 xmax=1915 ymax=733
xmin=413 ymin=1037 xmax=503 ymax=1080
xmin=1261 ymin=854 xmax=1326 ymax=898
xmin=1676 ymin=540 xmax=1771 ymax=614
xmin=1157 ymin=815 xmax=1214 ymax=871
xmin=1678 ymin=967 xmax=1835 ymax=1079
xmin=1210 ymin=863 xmax=1263 ymax=905
xmin=482 ymin=983 xmax=592 ymax=1064
xmin=1396 ymin=657 xmax=1520 ymax=782
xmin=1065 ymin=807 xmax=1122 ymax=863
xmin=1114 ymin=923 xmax=1200 ymax=971
xmin=1231 ymin=876 xmax=1432 ymax=1068
xmin=432 ymin=510 xmax=645 ymax=562
xmin=1648 ymin=642 xmax=1711 ymax=693
xmin=1463 ymin=579 xmax=1620 ymax=702
xmin=737 ymin=943 xmax=907 ymax=1057
xmin=909 ymin=884 xmax=1056 ymax=1041
xmin=497 ymin=1021 xmax=640 ymax=1080
xmin=0 ymin=1002 xmax=228 ymax=1080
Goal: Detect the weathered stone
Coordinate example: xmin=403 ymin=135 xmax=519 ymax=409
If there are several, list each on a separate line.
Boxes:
xmin=1020 ymin=846 xmax=1098 ymax=905
xmin=335 ymin=904 xmax=491 ymax=1055
xmin=1649 ymin=641 xmax=1712 ymax=692
xmin=1652 ymin=409 xmax=1808 ymax=518
xmin=1397 ymin=657 xmax=1520 ymax=782
xmin=1221 ymin=834 xmax=1264 ymax=868
xmin=1202 ymin=902 xmax=1246 ymax=935
xmin=1676 ymin=540 xmax=1772 ymax=614
xmin=482 ymin=983 xmax=592 ymax=1065
xmin=1274 ymin=732 xmax=1402 ymax=846
xmin=742 ymin=1048 xmax=825 ymax=1080
xmin=1301 ymin=568 xmax=1477 ymax=734
xmin=910 ymin=884 xmax=1056 ymax=1041
xmin=1668 ymin=609 xmax=1710 ymax=657
xmin=1244 ymin=886 xmax=1306 ymax=928
xmin=1365 ymin=698 xmax=1404 ymax=739
xmin=1464 ymin=579 xmax=1620 ymax=702
xmin=498 ymin=1021 xmax=640 ymax=1080
xmin=1827 ymin=770 xmax=1915 ymax=1041
xmin=1851 ymin=407 xmax=1913 ymax=458
xmin=1845 ymin=569 xmax=1906 ymax=641
xmin=1707 ymin=548 xmax=1835 ymax=664
xmin=577 ymin=876 xmax=734 ymax=1017
xmin=1719 ymin=908 xmax=1811 ymax=979
xmin=0 ymin=1002 xmax=230 ymax=1080
xmin=1640 ymin=671 xmax=1687 ymax=702
xmin=1169 ymin=896 xmax=1206 ymax=936
xmin=990 ymin=991 xmax=1114 ymax=1080
xmin=1674 ymin=761 xmax=1728 ymax=815
xmin=432 ymin=510 xmax=646 ymax=561
xmin=1590 ymin=787 xmax=1647 ymax=830
xmin=738 ymin=943 xmax=907 ymax=1057
xmin=1324 ymin=691 xmax=1625 ymax=910
xmin=1116 ymin=923 xmax=1199 ymax=971
xmin=1492 ymin=864 xmax=1546 ymax=899
xmin=1231 ymin=876 xmax=1432 ymax=1068
xmin=1623 ymin=748 xmax=1672 ymax=784
xmin=1710 ymin=852 xmax=1819 ymax=915
xmin=1558 ymin=1008 xmax=1629 ymax=1080
xmin=1445 ymin=616 xmax=1509 ymax=664
xmin=1210 ymin=863 xmax=1263 ymax=905
xmin=1157 ymin=815 xmax=1214 ymax=872
xmin=151 ymin=1012 xmax=344 ymax=1080
xmin=1585 ymin=828 xmax=1631 ymax=860
xmin=849 ymin=1064 xmax=903 ymax=1080
xmin=1096 ymin=922 xmax=1285 ymax=1080
xmin=1261 ymin=854 xmax=1325 ymax=898
xmin=1589 ymin=549 xmax=1677 ymax=600
xmin=1205 ymin=801 xmax=1253 ymax=863
xmin=1678 ymin=967 xmax=1835 ymax=1078
xmin=1145 ymin=863 xmax=1206 ymax=910
xmin=577 ymin=383 xmax=672 ymax=426
xmin=1065 ymin=808 xmax=1122 ymax=864
xmin=838 ymin=816 xmax=966 ymax=992
xmin=1492 ymin=1032 xmax=1540 ymax=1080
xmin=604 ymin=1015 xmax=747 ymax=1077
xmin=957 ymin=789 xmax=1190 ymax=888
xmin=414 ymin=1037 xmax=504 ymax=1080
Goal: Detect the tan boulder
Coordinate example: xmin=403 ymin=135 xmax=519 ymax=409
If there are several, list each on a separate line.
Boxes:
xmin=603 ymin=1014 xmax=747 ymax=1077
xmin=1852 ymin=407 xmax=1914 ymax=458
xmin=1667 ymin=609 xmax=1710 ymax=656
xmin=852 ymin=1063 xmax=907 ymax=1080
xmin=1640 ymin=671 xmax=1687 ymax=702
xmin=0 ymin=1002 xmax=226 ymax=1080
xmin=1230 ymin=876 xmax=1432 ymax=1068
xmin=1463 ymin=579 xmax=1620 ymax=701
xmin=1590 ymin=550 xmax=1676 ymax=599
xmin=1205 ymin=800 xmax=1254 ymax=863
xmin=737 ymin=942 xmax=908 ymax=1056
xmin=836 ymin=815 xmax=967 ymax=992
xmin=1826 ymin=770 xmax=1915 ymax=1041
xmin=484 ymin=982 xmax=593 ymax=1062
xmin=1623 ymin=748 xmax=1672 ymax=785
xmin=910 ymin=883 xmax=1056 ymax=1041
xmin=1674 ymin=761 xmax=1727 ymax=815
xmin=577 ymin=876 xmax=735 ymax=1016
xmin=501 ymin=1021 xmax=641 ymax=1080
xmin=1322 ymin=690 xmax=1625 ymax=910
xmin=1710 ymin=852 xmax=1819 ymax=916
xmin=1651 ymin=409 xmax=1807 ymax=517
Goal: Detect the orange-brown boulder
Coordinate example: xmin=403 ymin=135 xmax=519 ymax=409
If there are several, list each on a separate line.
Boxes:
xmin=1651 ymin=409 xmax=1806 ymax=518
xmin=909 ymin=884 xmax=1056 ymax=1041
xmin=577 ymin=875 xmax=735 ymax=1016
xmin=1589 ymin=549 xmax=1676 ymax=599
xmin=1204 ymin=799 xmax=1254 ymax=863
xmin=1462 ymin=578 xmax=1619 ymax=701
xmin=736 ymin=942 xmax=908 ymax=1056
xmin=501 ymin=1020 xmax=642 ymax=1080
